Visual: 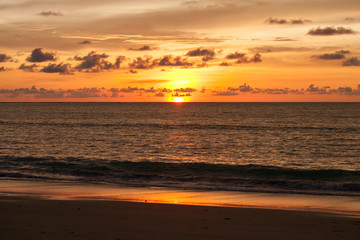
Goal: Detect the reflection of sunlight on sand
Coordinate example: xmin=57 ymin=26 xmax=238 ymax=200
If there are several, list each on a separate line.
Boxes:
xmin=1 ymin=180 xmax=360 ymax=216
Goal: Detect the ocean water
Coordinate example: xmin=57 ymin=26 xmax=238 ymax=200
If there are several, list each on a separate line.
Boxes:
xmin=0 ymin=102 xmax=359 ymax=196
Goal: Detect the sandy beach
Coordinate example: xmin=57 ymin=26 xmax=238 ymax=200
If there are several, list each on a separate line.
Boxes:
xmin=1 ymin=195 xmax=359 ymax=240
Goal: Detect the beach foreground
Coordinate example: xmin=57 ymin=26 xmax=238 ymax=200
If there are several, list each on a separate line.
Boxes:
xmin=1 ymin=196 xmax=359 ymax=240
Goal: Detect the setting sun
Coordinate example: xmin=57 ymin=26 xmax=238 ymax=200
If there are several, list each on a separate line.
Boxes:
xmin=172 ymin=97 xmax=185 ymax=103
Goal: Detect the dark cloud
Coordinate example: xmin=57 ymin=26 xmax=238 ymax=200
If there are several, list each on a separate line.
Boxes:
xmin=155 ymin=92 xmax=165 ymax=97
xmin=212 ymin=91 xmax=239 ymax=96
xmin=211 ymin=83 xmax=360 ymax=96
xmin=0 ymin=53 xmax=13 ymax=62
xmin=172 ymin=92 xmax=191 ymax=97
xmin=157 ymin=55 xmax=192 ymax=67
xmin=174 ymin=88 xmax=196 ymax=93
xmin=342 ymin=57 xmax=360 ymax=66
xmin=79 ymin=40 xmax=91 ymax=44
xmin=220 ymin=62 xmax=231 ymax=66
xmin=41 ymin=63 xmax=74 ymax=75
xmin=186 ymin=48 xmax=215 ymax=61
xmin=18 ymin=63 xmax=38 ymax=72
xmin=128 ymin=56 xmax=153 ymax=69
xmin=313 ymin=50 xmax=351 ymax=60
xmin=249 ymin=46 xmax=313 ymax=53
xmin=225 ymin=52 xmax=261 ymax=63
xmin=26 ymin=48 xmax=57 ymax=62
xmin=37 ymin=11 xmax=63 ymax=16
xmin=0 ymin=67 xmax=5 ymax=72
xmin=273 ymin=37 xmax=297 ymax=41
xmin=345 ymin=17 xmax=355 ymax=21
xmin=307 ymin=27 xmax=357 ymax=36
xmin=74 ymin=51 xmax=125 ymax=72
xmin=129 ymin=55 xmax=193 ymax=69
xmin=129 ymin=69 xmax=138 ymax=74
xmin=0 ymin=86 xmax=103 ymax=98
xmin=265 ymin=17 xmax=311 ymax=24
xmin=128 ymin=45 xmax=155 ymax=51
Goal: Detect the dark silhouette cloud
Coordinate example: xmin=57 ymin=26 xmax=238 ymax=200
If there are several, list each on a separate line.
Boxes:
xmin=212 ymin=91 xmax=239 ymax=96
xmin=265 ymin=17 xmax=311 ymax=24
xmin=220 ymin=62 xmax=231 ymax=66
xmin=172 ymin=92 xmax=191 ymax=97
xmin=155 ymin=92 xmax=165 ymax=97
xmin=157 ymin=55 xmax=192 ymax=67
xmin=41 ymin=63 xmax=73 ymax=75
xmin=342 ymin=57 xmax=360 ymax=66
xmin=0 ymin=53 xmax=13 ymax=62
xmin=0 ymin=66 xmax=5 ymax=71
xmin=37 ymin=11 xmax=63 ymax=16
xmin=128 ymin=45 xmax=155 ymax=51
xmin=0 ymin=86 xmax=103 ymax=98
xmin=79 ymin=40 xmax=91 ymax=44
xmin=27 ymin=48 xmax=57 ymax=62
xmin=129 ymin=55 xmax=193 ymax=69
xmin=313 ymin=50 xmax=350 ymax=60
xmin=225 ymin=52 xmax=261 ymax=63
xmin=18 ymin=63 xmax=38 ymax=72
xmin=174 ymin=87 xmax=196 ymax=93
xmin=307 ymin=27 xmax=357 ymax=36
xmin=129 ymin=69 xmax=138 ymax=74
xmin=74 ymin=51 xmax=125 ymax=72
xmin=211 ymin=84 xmax=360 ymax=96
xmin=186 ymin=48 xmax=215 ymax=61
xmin=128 ymin=56 xmax=154 ymax=69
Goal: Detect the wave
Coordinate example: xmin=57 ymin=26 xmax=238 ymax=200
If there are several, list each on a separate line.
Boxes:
xmin=1 ymin=156 xmax=360 ymax=196
xmin=0 ymin=120 xmax=358 ymax=133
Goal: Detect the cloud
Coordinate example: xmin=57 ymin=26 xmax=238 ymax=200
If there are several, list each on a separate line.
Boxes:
xmin=186 ymin=48 xmax=215 ymax=61
xmin=37 ymin=11 xmax=63 ymax=16
xmin=342 ymin=57 xmax=360 ymax=66
xmin=345 ymin=17 xmax=355 ymax=21
xmin=220 ymin=62 xmax=231 ymax=66
xmin=128 ymin=45 xmax=155 ymax=51
xmin=273 ymin=37 xmax=297 ymax=42
xmin=225 ymin=52 xmax=261 ymax=63
xmin=26 ymin=48 xmax=57 ymax=62
xmin=265 ymin=17 xmax=311 ymax=24
xmin=211 ymin=83 xmax=360 ymax=96
xmin=307 ymin=27 xmax=357 ymax=36
xmin=172 ymin=92 xmax=191 ymax=97
xmin=174 ymin=87 xmax=196 ymax=93
xmin=41 ymin=63 xmax=74 ymax=75
xmin=129 ymin=55 xmax=193 ymax=69
xmin=79 ymin=40 xmax=91 ymax=44
xmin=18 ymin=63 xmax=38 ymax=72
xmin=157 ymin=55 xmax=193 ymax=67
xmin=0 ymin=86 xmax=103 ymax=98
xmin=0 ymin=67 xmax=5 ymax=72
xmin=74 ymin=51 xmax=125 ymax=72
xmin=0 ymin=53 xmax=13 ymax=62
xmin=313 ymin=50 xmax=350 ymax=60
xmin=249 ymin=46 xmax=313 ymax=53
xmin=155 ymin=92 xmax=165 ymax=97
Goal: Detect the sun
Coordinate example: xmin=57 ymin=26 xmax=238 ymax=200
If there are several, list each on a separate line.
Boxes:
xmin=173 ymin=97 xmax=184 ymax=103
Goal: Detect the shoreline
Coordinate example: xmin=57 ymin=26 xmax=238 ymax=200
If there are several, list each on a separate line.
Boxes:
xmin=1 ymin=195 xmax=360 ymax=240
xmin=1 ymin=179 xmax=360 ymax=216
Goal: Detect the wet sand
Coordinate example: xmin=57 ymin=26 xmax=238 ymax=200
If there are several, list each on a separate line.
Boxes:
xmin=1 ymin=196 xmax=359 ymax=240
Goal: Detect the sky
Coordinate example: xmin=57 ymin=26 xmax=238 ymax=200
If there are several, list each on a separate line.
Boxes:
xmin=0 ymin=0 xmax=359 ymax=102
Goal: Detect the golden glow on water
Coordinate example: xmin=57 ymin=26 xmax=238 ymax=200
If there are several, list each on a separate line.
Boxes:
xmin=1 ymin=181 xmax=360 ymax=216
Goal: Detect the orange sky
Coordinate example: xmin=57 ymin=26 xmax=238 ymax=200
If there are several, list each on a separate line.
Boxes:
xmin=0 ymin=0 xmax=359 ymax=102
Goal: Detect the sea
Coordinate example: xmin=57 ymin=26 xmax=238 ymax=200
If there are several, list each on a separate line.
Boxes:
xmin=1 ymin=102 xmax=360 ymax=205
